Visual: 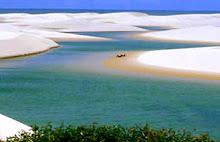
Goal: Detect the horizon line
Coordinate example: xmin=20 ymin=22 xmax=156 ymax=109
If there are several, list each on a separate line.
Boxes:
xmin=0 ymin=8 xmax=220 ymax=12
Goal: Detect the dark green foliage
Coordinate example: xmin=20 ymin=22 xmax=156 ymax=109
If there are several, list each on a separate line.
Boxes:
xmin=7 ymin=123 xmax=214 ymax=142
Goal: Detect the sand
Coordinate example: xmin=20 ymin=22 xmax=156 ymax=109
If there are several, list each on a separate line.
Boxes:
xmin=86 ymin=12 xmax=220 ymax=28
xmin=0 ymin=114 xmax=31 ymax=141
xmin=0 ymin=33 xmax=59 ymax=59
xmin=135 ymin=25 xmax=220 ymax=44
xmin=6 ymin=13 xmax=147 ymax=32
xmin=0 ymin=23 xmax=111 ymax=41
xmin=102 ymin=50 xmax=220 ymax=80
xmin=0 ymin=13 xmax=115 ymax=60
xmin=138 ymin=47 xmax=220 ymax=73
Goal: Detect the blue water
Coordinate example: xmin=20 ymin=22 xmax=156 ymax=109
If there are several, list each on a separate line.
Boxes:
xmin=0 ymin=9 xmax=220 ymax=15
xmin=0 ymin=10 xmax=219 ymax=140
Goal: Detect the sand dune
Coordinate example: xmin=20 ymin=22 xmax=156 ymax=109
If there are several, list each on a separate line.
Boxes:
xmin=0 ymin=23 xmax=111 ymax=41
xmin=84 ymin=12 xmax=220 ymax=28
xmin=2 ymin=12 xmax=220 ymax=41
xmin=2 ymin=12 xmax=220 ymax=30
xmin=8 ymin=13 xmax=147 ymax=32
xmin=0 ymin=33 xmax=59 ymax=59
xmin=0 ymin=13 xmax=117 ymax=60
xmin=0 ymin=114 xmax=31 ymax=141
xmin=138 ymin=47 xmax=220 ymax=74
xmin=136 ymin=25 xmax=220 ymax=44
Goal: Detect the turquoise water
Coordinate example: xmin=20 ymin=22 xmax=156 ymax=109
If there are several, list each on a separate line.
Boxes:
xmin=0 ymin=10 xmax=219 ymax=140
xmin=0 ymin=32 xmax=219 ymax=140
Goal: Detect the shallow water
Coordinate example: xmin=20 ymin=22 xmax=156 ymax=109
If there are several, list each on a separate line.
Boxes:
xmin=0 ymin=32 xmax=219 ymax=139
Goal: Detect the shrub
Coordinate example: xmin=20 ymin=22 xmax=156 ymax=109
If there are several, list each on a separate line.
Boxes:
xmin=7 ymin=123 xmax=214 ymax=142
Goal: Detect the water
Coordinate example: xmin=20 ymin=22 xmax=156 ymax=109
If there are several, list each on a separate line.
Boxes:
xmin=0 ymin=10 xmax=219 ymax=140
xmin=0 ymin=9 xmax=220 ymax=15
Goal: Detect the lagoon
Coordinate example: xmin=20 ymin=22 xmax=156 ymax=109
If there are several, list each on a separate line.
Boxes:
xmin=0 ymin=31 xmax=219 ymax=139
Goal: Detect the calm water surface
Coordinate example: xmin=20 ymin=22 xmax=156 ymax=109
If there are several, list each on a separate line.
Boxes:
xmin=0 ymin=12 xmax=219 ymax=140
xmin=0 ymin=9 xmax=220 ymax=15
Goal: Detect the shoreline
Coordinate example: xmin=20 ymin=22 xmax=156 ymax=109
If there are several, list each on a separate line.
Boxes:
xmin=0 ymin=45 xmax=59 ymax=60
xmin=101 ymin=51 xmax=220 ymax=80
xmin=0 ymin=36 xmax=111 ymax=60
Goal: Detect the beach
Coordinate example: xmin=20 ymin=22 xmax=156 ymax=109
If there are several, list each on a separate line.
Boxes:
xmin=102 ymin=49 xmax=220 ymax=80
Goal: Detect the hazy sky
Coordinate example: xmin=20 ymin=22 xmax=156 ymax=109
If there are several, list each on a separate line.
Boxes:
xmin=0 ymin=0 xmax=219 ymax=11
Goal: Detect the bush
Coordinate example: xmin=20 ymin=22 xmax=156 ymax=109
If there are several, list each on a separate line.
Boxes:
xmin=7 ymin=123 xmax=214 ymax=142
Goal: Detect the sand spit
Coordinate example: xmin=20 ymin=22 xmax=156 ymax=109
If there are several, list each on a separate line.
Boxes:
xmin=0 ymin=114 xmax=31 ymax=141
xmin=102 ymin=48 xmax=220 ymax=80
xmin=0 ymin=33 xmax=59 ymax=59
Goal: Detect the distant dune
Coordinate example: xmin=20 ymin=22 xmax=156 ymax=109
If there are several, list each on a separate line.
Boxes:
xmin=135 ymin=25 xmax=220 ymax=44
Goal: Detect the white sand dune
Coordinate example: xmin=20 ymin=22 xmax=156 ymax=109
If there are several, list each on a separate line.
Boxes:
xmin=0 ymin=13 xmax=118 ymax=59
xmin=81 ymin=12 xmax=220 ymax=28
xmin=2 ymin=12 xmax=220 ymax=30
xmin=3 ymin=13 xmax=146 ymax=32
xmin=138 ymin=46 xmax=220 ymax=74
xmin=0 ymin=33 xmax=59 ymax=59
xmin=15 ymin=15 xmax=146 ymax=32
xmin=57 ymin=23 xmax=146 ymax=33
xmin=79 ymin=12 xmax=150 ymax=27
xmin=2 ymin=12 xmax=220 ymax=39
xmin=139 ymin=14 xmax=220 ymax=28
xmin=0 ymin=23 xmax=111 ymax=41
xmin=0 ymin=114 xmax=31 ymax=141
xmin=137 ymin=25 xmax=220 ymax=44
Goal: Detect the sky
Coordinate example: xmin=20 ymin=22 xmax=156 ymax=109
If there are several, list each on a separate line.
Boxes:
xmin=0 ymin=0 xmax=220 ymax=11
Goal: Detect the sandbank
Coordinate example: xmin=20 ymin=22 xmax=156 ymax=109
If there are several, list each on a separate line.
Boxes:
xmin=101 ymin=49 xmax=220 ymax=80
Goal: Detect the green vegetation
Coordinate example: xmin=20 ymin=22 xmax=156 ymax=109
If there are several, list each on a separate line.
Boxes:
xmin=7 ymin=123 xmax=214 ymax=142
